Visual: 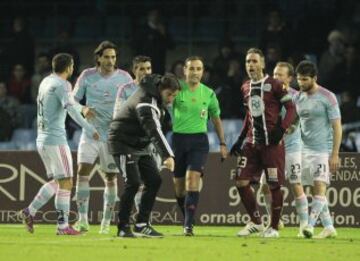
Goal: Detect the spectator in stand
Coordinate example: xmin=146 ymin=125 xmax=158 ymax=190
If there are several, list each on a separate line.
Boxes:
xmin=50 ymin=30 xmax=81 ymax=82
xmin=5 ymin=16 xmax=35 ymax=76
xmin=213 ymin=40 xmax=242 ymax=84
xmin=31 ymin=52 xmax=52 ymax=103
xmin=170 ymin=60 xmax=185 ymax=81
xmin=0 ymin=81 xmax=21 ymax=141
xmin=265 ymin=44 xmax=282 ymax=76
xmin=7 ymin=64 xmax=32 ymax=104
xmin=318 ymin=30 xmax=346 ymax=90
xmin=330 ymin=45 xmax=360 ymax=96
xmin=133 ymin=9 xmax=174 ymax=74
xmin=259 ymin=10 xmax=291 ymax=59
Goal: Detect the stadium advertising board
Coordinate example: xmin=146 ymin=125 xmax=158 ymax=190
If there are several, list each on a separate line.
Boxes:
xmin=0 ymin=152 xmax=359 ymax=227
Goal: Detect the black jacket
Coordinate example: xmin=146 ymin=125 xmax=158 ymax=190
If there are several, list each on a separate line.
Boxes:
xmin=108 ymin=75 xmax=174 ymax=160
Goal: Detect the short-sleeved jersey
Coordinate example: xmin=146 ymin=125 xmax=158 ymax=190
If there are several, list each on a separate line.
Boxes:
xmin=294 ymin=85 xmax=341 ymax=153
xmin=73 ymin=67 xmax=134 ymax=141
xmin=36 ymin=74 xmax=74 ymax=145
xmin=172 ymin=81 xmax=221 ymax=134
xmin=113 ymin=82 xmax=139 ymax=119
xmin=242 ymin=75 xmax=292 ymax=145
xmin=283 ymin=87 xmax=301 ymax=153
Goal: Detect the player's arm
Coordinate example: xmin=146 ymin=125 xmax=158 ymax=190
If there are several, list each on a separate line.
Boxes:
xmin=72 ymin=71 xmax=95 ymax=119
xmin=327 ymin=91 xmax=342 ymax=173
xmin=113 ymin=82 xmax=137 ymax=119
xmin=135 ymin=100 xmax=174 ymax=160
xmin=270 ymin=83 xmax=297 ymax=144
xmin=57 ymin=83 xmax=99 ymax=140
xmin=209 ymin=92 xmax=228 ymax=160
xmin=280 ymin=98 xmax=296 ymax=130
xmin=330 ymin=118 xmax=342 ymax=173
xmin=230 ymin=111 xmax=249 ymax=156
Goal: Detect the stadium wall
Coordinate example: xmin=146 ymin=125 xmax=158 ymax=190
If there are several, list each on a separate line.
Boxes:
xmin=0 ymin=152 xmax=359 ymax=227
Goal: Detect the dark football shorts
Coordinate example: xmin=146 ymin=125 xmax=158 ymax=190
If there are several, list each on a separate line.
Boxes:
xmin=172 ymin=133 xmax=209 ymax=178
xmin=235 ymin=142 xmax=285 ymax=186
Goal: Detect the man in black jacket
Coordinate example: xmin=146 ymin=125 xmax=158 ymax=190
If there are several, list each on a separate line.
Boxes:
xmin=108 ymin=74 xmax=179 ymax=238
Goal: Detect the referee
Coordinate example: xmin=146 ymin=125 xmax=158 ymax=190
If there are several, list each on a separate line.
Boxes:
xmin=172 ymin=56 xmax=228 ymax=236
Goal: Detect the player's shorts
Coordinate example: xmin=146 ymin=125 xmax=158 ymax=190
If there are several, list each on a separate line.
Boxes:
xmin=301 ymin=152 xmax=330 ymax=186
xmin=37 ymin=143 xmax=73 ymax=180
xmin=77 ymin=133 xmax=118 ymax=173
xmin=236 ymin=143 xmax=285 ymax=186
xmin=260 ymin=151 xmax=302 ymax=185
xmin=172 ymin=133 xmax=209 ymax=178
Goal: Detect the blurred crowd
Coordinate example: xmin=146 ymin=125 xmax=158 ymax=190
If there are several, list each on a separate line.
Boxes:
xmin=1 ymin=0 xmax=360 ymax=143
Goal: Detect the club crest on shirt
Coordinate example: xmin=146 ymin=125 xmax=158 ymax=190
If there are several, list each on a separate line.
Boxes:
xmin=249 ymin=95 xmax=264 ymax=117
xmin=263 ymin=83 xmax=272 ymax=92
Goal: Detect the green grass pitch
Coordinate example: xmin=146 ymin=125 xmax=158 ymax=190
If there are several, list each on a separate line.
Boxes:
xmin=0 ymin=225 xmax=359 ymax=261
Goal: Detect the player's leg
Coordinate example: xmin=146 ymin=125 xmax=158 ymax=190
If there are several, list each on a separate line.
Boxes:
xmin=75 ymin=136 xmax=98 ymax=231
xmin=134 ymin=185 xmax=144 ymax=213
xmin=184 ymin=170 xmax=201 ymax=236
xmin=54 ymin=144 xmax=81 ymax=235
xmin=133 ymin=155 xmax=163 ymax=238
xmin=173 ymin=177 xmax=186 ymax=217
xmin=262 ymin=144 xmax=286 ymax=238
xmin=20 ymin=144 xmax=58 ymax=233
xmin=287 ymin=152 xmax=308 ymax=235
xmin=114 ymin=154 xmax=141 ymax=237
xmin=303 ymin=153 xmax=335 ymax=238
xmin=172 ymin=133 xmax=188 ymax=219
xmin=316 ymin=197 xmax=337 ymax=238
xmin=98 ymin=143 xmax=119 ymax=234
xmin=259 ymin=173 xmax=272 ymax=223
xmin=182 ymin=134 xmax=209 ymax=236
xmin=235 ymin=144 xmax=264 ymax=237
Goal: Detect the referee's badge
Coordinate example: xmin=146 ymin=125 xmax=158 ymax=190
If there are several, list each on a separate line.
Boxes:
xmin=200 ymin=109 xmax=207 ymax=119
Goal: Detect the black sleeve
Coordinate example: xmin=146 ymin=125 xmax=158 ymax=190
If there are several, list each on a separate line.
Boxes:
xmin=135 ymin=99 xmax=174 ymax=159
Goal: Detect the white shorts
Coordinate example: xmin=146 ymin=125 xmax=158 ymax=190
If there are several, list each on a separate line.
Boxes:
xmin=301 ymin=152 xmax=330 ymax=186
xmin=77 ymin=133 xmax=118 ymax=173
xmin=37 ymin=144 xmax=73 ymax=180
xmin=260 ymin=151 xmax=302 ymax=185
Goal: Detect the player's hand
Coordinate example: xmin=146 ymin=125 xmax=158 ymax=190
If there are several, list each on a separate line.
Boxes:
xmin=220 ymin=144 xmax=228 ymax=162
xmin=329 ymin=153 xmax=339 ymax=173
xmin=269 ymin=126 xmax=285 ymax=145
xmin=286 ymin=125 xmax=296 ymax=135
xmin=92 ymin=131 xmax=100 ymax=141
xmin=82 ymin=106 xmax=96 ymax=119
xmin=163 ymin=157 xmax=175 ymax=172
xmin=230 ymin=137 xmax=244 ymax=157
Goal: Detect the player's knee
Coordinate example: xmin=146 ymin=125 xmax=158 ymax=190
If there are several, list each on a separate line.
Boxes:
xmin=269 ymin=183 xmax=281 ymax=192
xmin=235 ymin=179 xmax=249 ymax=188
xmin=77 ymin=164 xmax=92 ymax=176
xmin=57 ymin=178 xmax=73 ymax=190
xmin=261 ymin=184 xmax=271 ymax=194
xmin=104 ymin=172 xmax=116 ymax=182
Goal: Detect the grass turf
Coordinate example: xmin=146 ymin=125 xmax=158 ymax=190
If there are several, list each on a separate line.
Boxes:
xmin=0 ymin=225 xmax=359 ymax=261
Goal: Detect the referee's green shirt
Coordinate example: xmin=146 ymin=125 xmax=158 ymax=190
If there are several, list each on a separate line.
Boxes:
xmin=172 ymin=80 xmax=221 ymax=134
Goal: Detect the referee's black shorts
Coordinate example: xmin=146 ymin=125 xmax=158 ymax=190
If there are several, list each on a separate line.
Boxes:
xmin=172 ymin=133 xmax=209 ymax=178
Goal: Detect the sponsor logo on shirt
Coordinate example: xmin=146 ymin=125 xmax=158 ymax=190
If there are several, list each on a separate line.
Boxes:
xmin=263 ymin=83 xmax=272 ymax=92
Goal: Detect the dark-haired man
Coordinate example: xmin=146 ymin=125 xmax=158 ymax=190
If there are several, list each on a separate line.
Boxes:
xmin=73 ymin=41 xmax=135 ymax=234
xmin=230 ymin=48 xmax=296 ymax=238
xmin=295 ymin=60 xmax=341 ymax=239
xmin=20 ymin=53 xmax=99 ymax=235
xmin=109 ymin=74 xmax=180 ymax=238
